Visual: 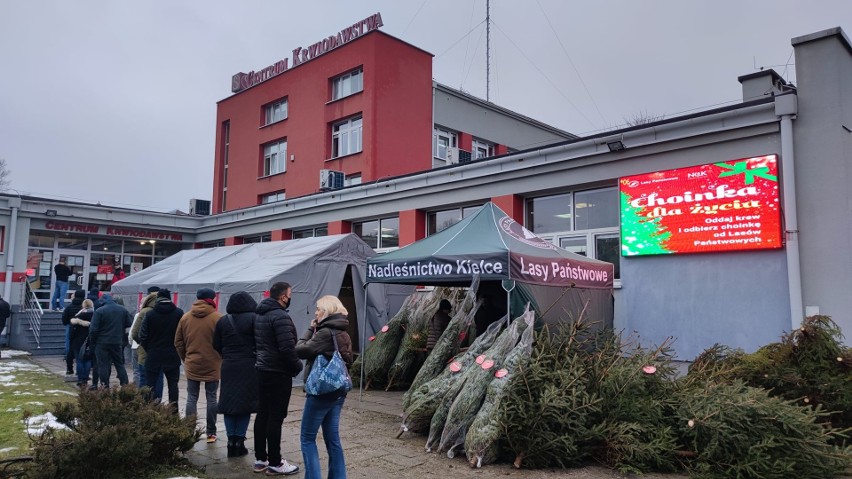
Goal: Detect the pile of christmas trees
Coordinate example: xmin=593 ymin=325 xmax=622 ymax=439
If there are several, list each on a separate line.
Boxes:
xmin=351 ymin=285 xmax=470 ymax=390
xmin=399 ymin=312 xmax=852 ymax=478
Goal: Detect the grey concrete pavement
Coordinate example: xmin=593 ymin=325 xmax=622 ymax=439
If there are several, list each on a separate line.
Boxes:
xmin=31 ymin=354 xmax=683 ymax=479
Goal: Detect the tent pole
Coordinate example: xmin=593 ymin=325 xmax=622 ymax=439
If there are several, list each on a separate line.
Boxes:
xmin=359 ymin=282 xmax=369 ymax=402
xmin=502 ymin=280 xmax=515 ymax=327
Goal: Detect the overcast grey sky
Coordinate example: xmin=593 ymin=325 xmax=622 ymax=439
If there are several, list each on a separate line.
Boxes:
xmin=1 ymin=1 xmax=849 ymax=213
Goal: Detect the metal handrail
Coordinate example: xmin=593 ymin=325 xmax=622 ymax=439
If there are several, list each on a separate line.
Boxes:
xmin=22 ymin=280 xmax=42 ymax=348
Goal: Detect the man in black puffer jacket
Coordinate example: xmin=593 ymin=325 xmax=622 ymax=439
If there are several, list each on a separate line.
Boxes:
xmin=139 ymin=289 xmax=184 ymax=412
xmin=252 ymin=281 xmax=303 ymax=475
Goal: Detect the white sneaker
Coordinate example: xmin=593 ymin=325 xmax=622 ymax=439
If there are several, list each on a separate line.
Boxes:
xmin=265 ymin=459 xmax=299 ymax=476
xmin=253 ymin=460 xmax=268 ymax=473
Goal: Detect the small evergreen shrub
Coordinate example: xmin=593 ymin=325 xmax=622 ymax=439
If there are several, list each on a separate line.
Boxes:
xmin=26 ymin=385 xmax=201 ymax=479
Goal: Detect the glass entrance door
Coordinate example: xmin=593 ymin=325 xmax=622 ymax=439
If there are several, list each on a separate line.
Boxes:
xmin=50 ymin=252 xmax=88 ymax=309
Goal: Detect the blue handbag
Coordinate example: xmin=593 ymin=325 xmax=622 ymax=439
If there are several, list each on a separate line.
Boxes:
xmin=304 ymin=330 xmax=352 ymax=396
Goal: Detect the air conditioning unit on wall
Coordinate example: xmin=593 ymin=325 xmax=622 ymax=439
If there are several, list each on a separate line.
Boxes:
xmin=319 ymin=169 xmax=345 ymax=191
xmin=189 ymin=198 xmax=211 ymax=215
xmin=446 ymin=147 xmax=460 ymax=164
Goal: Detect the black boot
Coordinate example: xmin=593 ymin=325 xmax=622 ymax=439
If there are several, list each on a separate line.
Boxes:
xmin=235 ymin=436 xmax=249 ymax=457
xmin=226 ymin=436 xmax=236 ymax=457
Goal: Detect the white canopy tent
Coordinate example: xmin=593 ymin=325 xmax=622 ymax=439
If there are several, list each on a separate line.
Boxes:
xmin=111 ymin=234 xmax=412 ymax=353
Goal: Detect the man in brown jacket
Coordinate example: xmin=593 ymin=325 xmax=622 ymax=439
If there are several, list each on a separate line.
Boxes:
xmin=175 ymin=287 xmax=223 ymax=442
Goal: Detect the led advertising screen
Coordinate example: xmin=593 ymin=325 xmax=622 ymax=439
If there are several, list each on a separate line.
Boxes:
xmin=620 ymin=155 xmax=782 ymax=256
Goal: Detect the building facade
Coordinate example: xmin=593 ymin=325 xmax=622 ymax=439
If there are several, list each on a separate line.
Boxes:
xmin=213 ymin=15 xmax=575 ymax=215
xmin=1 ymin=26 xmax=850 ymax=360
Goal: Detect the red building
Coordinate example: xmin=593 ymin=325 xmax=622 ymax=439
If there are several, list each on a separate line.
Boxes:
xmin=213 ymin=13 xmax=574 ymax=218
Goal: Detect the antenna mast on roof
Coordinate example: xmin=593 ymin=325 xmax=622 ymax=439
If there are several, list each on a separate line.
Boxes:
xmin=486 ymin=0 xmax=491 ymax=102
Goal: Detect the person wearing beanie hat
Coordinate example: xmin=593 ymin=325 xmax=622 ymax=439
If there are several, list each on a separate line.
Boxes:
xmin=147 ymin=286 xmax=161 ymax=294
xmin=139 ymin=287 xmax=184 ymax=411
xmin=61 ymin=289 xmax=88 ymax=375
xmin=196 ymin=288 xmax=216 ymax=307
xmin=175 ymin=288 xmax=223 ymax=442
xmin=426 ymin=299 xmax=454 ymax=352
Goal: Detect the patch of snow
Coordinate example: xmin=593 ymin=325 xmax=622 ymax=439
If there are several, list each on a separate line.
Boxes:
xmin=25 ymin=412 xmax=69 ymax=435
xmin=43 ymin=389 xmax=77 ymax=396
xmin=0 ymin=349 xmax=31 ymax=359
xmin=0 ymin=446 xmax=19 ymax=454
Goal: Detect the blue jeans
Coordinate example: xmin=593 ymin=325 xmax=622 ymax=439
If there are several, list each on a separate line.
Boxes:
xmin=75 ymin=358 xmax=92 ymax=385
xmin=186 ymin=379 xmax=219 ymax=435
xmin=224 ymin=414 xmax=251 ymax=438
xmin=51 ymin=280 xmax=69 ymax=310
xmin=301 ymin=394 xmax=346 ymax=479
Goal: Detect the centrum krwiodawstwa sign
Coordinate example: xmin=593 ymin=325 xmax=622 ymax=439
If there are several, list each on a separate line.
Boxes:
xmin=619 ymin=155 xmax=782 ymax=256
xmin=231 ymin=12 xmax=384 ymax=93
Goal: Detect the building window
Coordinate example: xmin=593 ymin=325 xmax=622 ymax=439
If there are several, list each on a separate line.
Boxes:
xmin=427 ymin=205 xmax=483 ymax=235
xmin=202 ymin=240 xmax=225 ymax=248
xmin=332 ymin=116 xmax=362 ymax=158
xmin=353 ymin=217 xmax=399 ymax=250
xmin=261 ymin=191 xmax=286 ymax=204
xmin=332 ymin=67 xmax=363 ymax=100
xmin=345 ymin=174 xmax=361 ymax=186
xmin=263 ymin=139 xmax=287 ymax=176
xmin=472 ymin=139 xmax=494 ymax=159
xmin=433 ymin=128 xmax=457 ymax=159
xmin=242 ymin=233 xmax=272 ymax=244
xmin=221 ymin=120 xmax=230 ymax=212
xmin=264 ymin=99 xmax=288 ymax=125
xmin=527 ymin=186 xmax=621 ymax=279
xmin=293 ymin=227 xmax=329 ymax=239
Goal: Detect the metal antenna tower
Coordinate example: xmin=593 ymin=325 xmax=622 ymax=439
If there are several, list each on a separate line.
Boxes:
xmin=486 ymin=0 xmax=491 ymax=101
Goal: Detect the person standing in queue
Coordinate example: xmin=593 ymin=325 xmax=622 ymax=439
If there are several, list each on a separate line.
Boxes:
xmin=252 ymin=282 xmax=302 ymax=475
xmin=88 ymin=293 xmax=133 ymax=388
xmin=213 ymin=291 xmax=259 ymax=458
xmin=296 ymin=295 xmax=353 ymax=479
xmin=139 ymin=289 xmax=184 ymax=413
xmin=175 ymin=288 xmax=223 ymax=444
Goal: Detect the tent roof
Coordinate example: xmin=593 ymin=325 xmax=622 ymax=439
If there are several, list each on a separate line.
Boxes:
xmin=367 ymin=202 xmax=613 ymax=289
xmin=111 ymin=233 xmax=375 ymax=294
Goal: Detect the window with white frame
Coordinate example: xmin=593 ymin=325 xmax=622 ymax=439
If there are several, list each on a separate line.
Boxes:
xmin=472 ymin=139 xmax=494 ymax=159
xmin=242 ymin=233 xmax=272 ymax=244
xmin=433 ymin=128 xmax=457 ymax=159
xmin=332 ymin=116 xmax=362 ymax=158
xmin=526 ymin=186 xmax=621 ymax=279
xmin=264 ymin=99 xmax=288 ymax=125
xmin=353 ymin=217 xmax=399 ymax=249
xmin=332 ymin=67 xmax=363 ymax=100
xmin=344 ymin=174 xmax=361 ymax=186
xmin=427 ymin=204 xmax=483 ymax=235
xmin=261 ymin=191 xmax=285 ymax=204
xmin=262 ymin=139 xmax=287 ymax=176
xmin=292 ymin=227 xmax=328 ymax=239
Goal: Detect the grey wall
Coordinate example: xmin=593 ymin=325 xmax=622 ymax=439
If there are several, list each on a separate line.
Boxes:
xmin=792 ymin=29 xmax=852 ymax=343
xmin=618 ymin=250 xmax=790 ymax=360
xmin=433 ymin=87 xmax=575 ymax=150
